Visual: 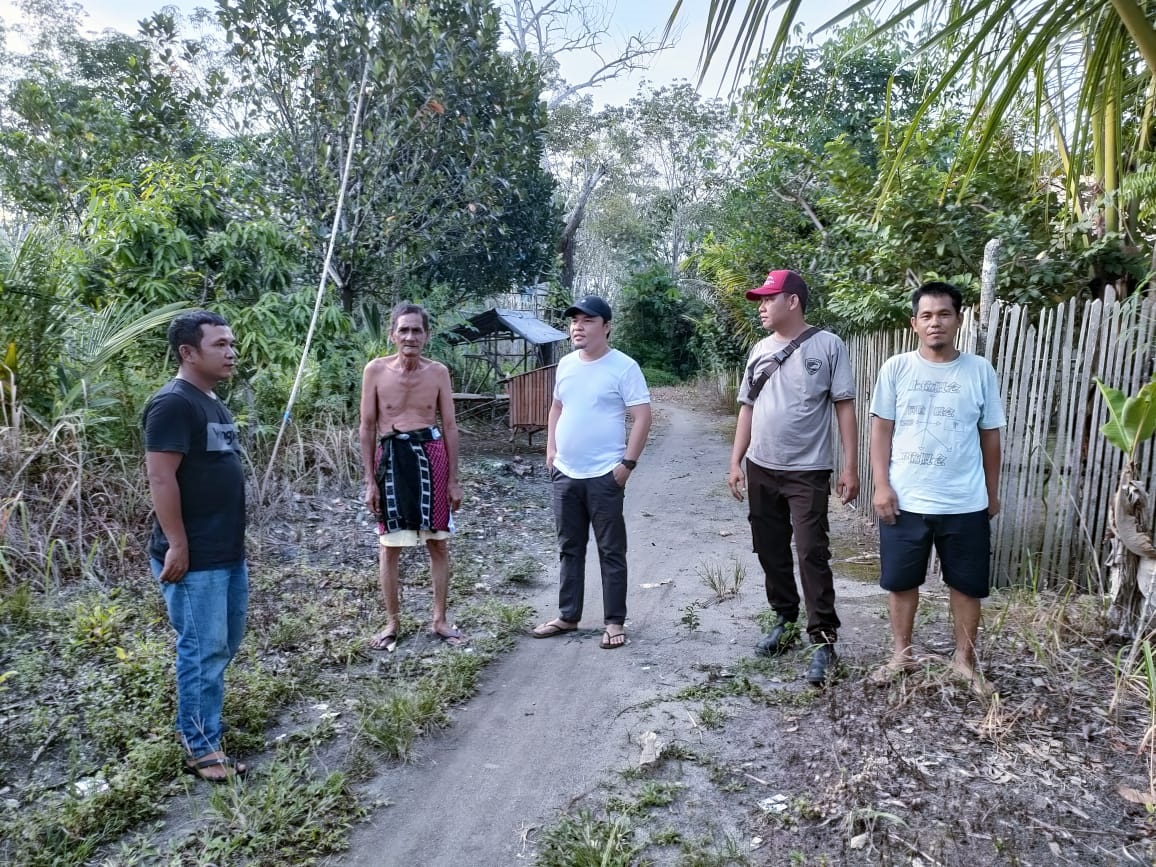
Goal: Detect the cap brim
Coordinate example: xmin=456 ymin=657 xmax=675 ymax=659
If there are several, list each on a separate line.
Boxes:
xmin=745 ymin=288 xmax=781 ymax=301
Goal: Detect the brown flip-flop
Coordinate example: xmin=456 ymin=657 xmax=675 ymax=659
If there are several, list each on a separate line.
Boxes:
xmin=368 ymin=630 xmax=398 ymax=651
xmin=182 ymin=754 xmax=247 ymax=783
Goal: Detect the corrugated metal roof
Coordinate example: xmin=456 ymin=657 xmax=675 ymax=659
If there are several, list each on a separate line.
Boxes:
xmin=447 ymin=308 xmax=568 ymax=346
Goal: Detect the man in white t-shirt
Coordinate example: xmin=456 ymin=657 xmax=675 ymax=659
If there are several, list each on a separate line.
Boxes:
xmin=869 ymin=281 xmax=1006 ymax=695
xmin=532 ymin=295 xmax=651 ymax=650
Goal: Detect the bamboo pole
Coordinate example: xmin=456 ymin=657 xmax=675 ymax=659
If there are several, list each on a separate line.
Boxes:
xmin=261 ymin=60 xmax=372 ymax=499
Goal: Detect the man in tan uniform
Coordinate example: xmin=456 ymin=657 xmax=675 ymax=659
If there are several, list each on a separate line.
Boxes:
xmin=359 ymin=303 xmax=465 ymax=649
xmin=728 ymin=270 xmax=859 ymax=686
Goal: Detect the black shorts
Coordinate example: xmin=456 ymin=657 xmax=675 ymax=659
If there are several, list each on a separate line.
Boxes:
xmin=878 ymin=510 xmax=992 ymax=599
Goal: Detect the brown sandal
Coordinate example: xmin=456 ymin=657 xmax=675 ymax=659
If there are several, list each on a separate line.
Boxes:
xmin=182 ymin=753 xmax=247 ymax=783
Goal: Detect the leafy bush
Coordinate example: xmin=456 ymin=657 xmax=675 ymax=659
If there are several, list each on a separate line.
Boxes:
xmin=641 ymin=367 xmax=680 ymax=387
xmin=614 ymin=265 xmax=703 ymax=380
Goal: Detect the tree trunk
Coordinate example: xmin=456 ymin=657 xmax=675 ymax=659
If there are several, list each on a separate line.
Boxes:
xmin=1106 ymin=464 xmax=1156 ymax=639
xmin=559 ymin=163 xmax=608 ymax=289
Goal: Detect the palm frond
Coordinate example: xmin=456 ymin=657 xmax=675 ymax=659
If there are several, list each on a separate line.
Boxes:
xmin=62 ymin=301 xmax=191 ymax=376
xmin=1122 ymin=163 xmax=1156 ymax=206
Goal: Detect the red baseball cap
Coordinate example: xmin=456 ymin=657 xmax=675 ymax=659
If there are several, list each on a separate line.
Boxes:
xmin=746 ymin=270 xmax=809 ymax=309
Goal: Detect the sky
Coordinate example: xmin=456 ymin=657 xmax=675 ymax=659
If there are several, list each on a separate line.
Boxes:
xmin=0 ymin=0 xmax=856 ymax=106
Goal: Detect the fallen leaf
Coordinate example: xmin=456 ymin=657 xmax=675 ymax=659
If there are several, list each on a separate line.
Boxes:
xmin=850 ymin=833 xmax=869 ymax=850
xmin=639 ymin=731 xmax=663 ymax=766
xmin=758 ymin=795 xmax=789 ymax=814
xmin=1117 ymin=785 xmax=1156 ymax=805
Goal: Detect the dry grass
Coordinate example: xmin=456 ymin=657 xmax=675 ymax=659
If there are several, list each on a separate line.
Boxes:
xmin=1 ymin=417 xmax=153 ymax=588
xmin=0 ymin=414 xmax=369 ymax=591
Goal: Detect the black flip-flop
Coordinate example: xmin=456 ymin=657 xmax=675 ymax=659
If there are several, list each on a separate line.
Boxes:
xmin=532 ymin=621 xmax=578 ymax=638
xmin=600 ymin=630 xmax=627 ymax=650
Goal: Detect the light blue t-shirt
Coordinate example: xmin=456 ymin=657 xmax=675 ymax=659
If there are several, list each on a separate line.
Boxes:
xmin=870 ymin=351 xmax=1006 ymax=514
xmin=553 ymin=348 xmax=650 ymax=478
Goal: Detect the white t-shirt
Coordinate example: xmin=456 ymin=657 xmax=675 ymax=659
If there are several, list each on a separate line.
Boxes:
xmin=870 ymin=350 xmax=1006 ymax=514
xmin=553 ymin=348 xmax=650 ymax=478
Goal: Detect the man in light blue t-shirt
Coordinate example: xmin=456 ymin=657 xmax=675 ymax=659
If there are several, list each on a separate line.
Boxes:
xmin=869 ymin=282 xmax=1006 ymax=695
xmin=532 ymin=295 xmax=651 ymax=650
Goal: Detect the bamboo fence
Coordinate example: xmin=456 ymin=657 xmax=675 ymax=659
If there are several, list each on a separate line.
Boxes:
xmin=718 ymin=289 xmax=1156 ymax=591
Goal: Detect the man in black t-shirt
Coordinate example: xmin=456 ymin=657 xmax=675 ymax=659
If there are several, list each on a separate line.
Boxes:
xmin=144 ymin=310 xmax=247 ymax=783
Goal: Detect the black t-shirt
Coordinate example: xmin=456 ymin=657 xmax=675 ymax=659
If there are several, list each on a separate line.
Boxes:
xmin=143 ymin=379 xmax=245 ymax=569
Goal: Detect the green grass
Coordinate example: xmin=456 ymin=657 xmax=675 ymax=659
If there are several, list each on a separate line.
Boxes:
xmin=697 ymin=558 xmax=745 ymax=601
xmin=535 ymin=809 xmax=646 ymax=867
xmin=356 ymin=601 xmax=528 ymax=760
xmin=698 ymin=702 xmax=727 ymax=729
xmin=680 ymin=603 xmax=702 ymax=631
xmin=678 ymin=834 xmax=750 ymax=866
xmin=504 ymin=554 xmax=543 ymax=584
xmin=9 ymin=738 xmax=178 ymax=867
xmin=181 ymin=748 xmax=365 ymax=863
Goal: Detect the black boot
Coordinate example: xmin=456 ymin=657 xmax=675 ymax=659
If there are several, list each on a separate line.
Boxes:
xmin=755 ymin=615 xmax=798 ymax=657
xmin=806 ymin=643 xmax=837 ymax=686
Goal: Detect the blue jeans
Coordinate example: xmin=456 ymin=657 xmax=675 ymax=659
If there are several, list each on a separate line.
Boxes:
xmin=152 ymin=559 xmax=248 ymax=758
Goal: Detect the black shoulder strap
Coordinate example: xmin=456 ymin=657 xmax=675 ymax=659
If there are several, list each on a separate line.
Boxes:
xmin=746 ymin=326 xmax=822 ymax=403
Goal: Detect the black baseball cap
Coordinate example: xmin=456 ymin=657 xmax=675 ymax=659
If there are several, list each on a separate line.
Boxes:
xmin=564 ymin=295 xmax=613 ymax=321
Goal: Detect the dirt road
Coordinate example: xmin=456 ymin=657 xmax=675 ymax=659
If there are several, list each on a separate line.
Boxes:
xmin=336 ymin=399 xmax=886 ymax=866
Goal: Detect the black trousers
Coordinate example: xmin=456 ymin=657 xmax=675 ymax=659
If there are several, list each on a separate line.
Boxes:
xmin=552 ymin=469 xmax=628 ymax=625
xmin=746 ymin=462 xmax=840 ymax=644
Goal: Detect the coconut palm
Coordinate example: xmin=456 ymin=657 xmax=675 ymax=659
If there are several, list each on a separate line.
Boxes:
xmin=669 ymin=0 xmax=1156 ymax=255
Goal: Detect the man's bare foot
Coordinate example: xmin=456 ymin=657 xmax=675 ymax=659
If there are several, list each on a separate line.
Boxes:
xmin=949 ymin=660 xmax=995 ymax=697
xmin=431 ymin=622 xmax=469 ymax=647
xmin=600 ymin=624 xmax=626 ymax=650
xmin=867 ymin=654 xmax=919 ymax=685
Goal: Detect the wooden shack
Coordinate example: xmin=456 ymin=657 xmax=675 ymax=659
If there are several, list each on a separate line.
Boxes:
xmin=446 ymin=308 xmax=567 ymax=439
xmin=505 ymin=363 xmax=557 ymax=440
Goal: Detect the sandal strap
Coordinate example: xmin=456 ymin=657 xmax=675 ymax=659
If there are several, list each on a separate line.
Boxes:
xmin=188 ymin=755 xmax=235 ymax=770
xmin=189 ymin=756 xmax=228 ymax=770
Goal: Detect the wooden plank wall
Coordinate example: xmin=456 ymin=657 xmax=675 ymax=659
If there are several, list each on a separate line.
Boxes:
xmin=718 ymin=291 xmax=1156 ymax=591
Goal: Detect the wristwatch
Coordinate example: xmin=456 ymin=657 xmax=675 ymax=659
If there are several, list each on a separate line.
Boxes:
xmin=620 ymin=459 xmax=637 ymax=470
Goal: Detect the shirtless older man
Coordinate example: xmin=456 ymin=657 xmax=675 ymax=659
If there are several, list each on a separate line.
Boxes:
xmin=359 ymin=302 xmax=465 ymax=649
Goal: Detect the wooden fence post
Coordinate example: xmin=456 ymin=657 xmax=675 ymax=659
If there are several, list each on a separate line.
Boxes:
xmin=977 ymin=238 xmax=1001 ymax=357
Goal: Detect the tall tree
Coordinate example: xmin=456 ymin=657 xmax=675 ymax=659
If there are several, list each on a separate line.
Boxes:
xmin=0 ymin=5 xmax=221 ymax=222
xmin=625 ymin=82 xmax=733 ymax=273
xmin=500 ymin=0 xmax=673 ymax=109
xmin=219 ymin=0 xmax=560 ymax=313
xmin=501 ymin=0 xmax=675 ymax=289
xmin=686 ymin=21 xmax=1069 ymax=334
